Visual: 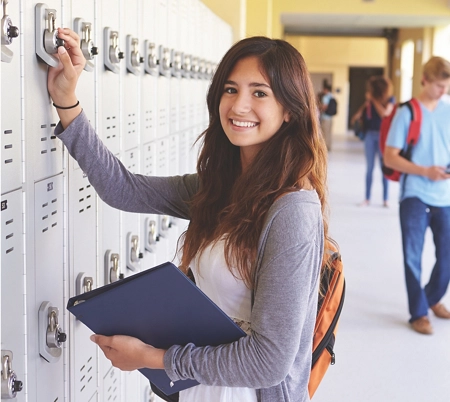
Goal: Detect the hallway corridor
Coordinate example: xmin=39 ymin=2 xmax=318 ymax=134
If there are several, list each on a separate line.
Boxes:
xmin=314 ymin=137 xmax=450 ymax=402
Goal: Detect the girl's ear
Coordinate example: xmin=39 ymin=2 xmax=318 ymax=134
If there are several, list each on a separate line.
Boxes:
xmin=284 ymin=111 xmax=291 ymax=123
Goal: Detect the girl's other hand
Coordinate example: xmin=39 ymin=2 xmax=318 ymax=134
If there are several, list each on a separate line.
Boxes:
xmin=90 ymin=334 xmax=166 ymax=371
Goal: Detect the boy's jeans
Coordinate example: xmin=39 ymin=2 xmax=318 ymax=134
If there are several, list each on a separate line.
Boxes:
xmin=399 ymin=197 xmax=450 ymax=322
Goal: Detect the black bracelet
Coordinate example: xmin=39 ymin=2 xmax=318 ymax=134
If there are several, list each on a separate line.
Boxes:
xmin=53 ymin=100 xmax=80 ymax=110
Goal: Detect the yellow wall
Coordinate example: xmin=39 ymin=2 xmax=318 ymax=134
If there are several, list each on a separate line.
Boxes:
xmin=200 ymin=0 xmax=246 ymax=42
xmin=286 ymin=36 xmax=388 ymax=135
xmin=392 ymin=28 xmax=435 ymax=100
xmin=272 ymin=0 xmax=450 ymax=38
xmin=246 ymin=0 xmax=272 ymax=37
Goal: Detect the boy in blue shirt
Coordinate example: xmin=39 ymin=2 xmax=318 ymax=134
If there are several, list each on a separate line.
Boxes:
xmin=384 ymin=56 xmax=450 ymax=335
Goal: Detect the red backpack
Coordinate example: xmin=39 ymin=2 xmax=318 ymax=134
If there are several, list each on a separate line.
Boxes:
xmin=379 ymin=98 xmax=422 ymax=181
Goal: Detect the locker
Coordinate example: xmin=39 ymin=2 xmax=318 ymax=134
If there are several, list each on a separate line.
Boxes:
xmin=33 ymin=175 xmax=65 ymax=402
xmin=155 ymin=0 xmax=170 ymax=140
xmin=121 ymin=148 xmax=142 ymax=276
xmin=140 ymin=142 xmax=158 ymax=270
xmin=179 ymin=78 xmax=189 ymax=131
xmin=68 ymin=170 xmax=98 ymax=402
xmin=69 ymin=0 xmax=97 ymax=122
xmin=156 ymin=78 xmax=169 ymax=138
xmin=27 ymin=3 xmax=63 ymax=183
xmin=103 ymin=366 xmax=121 ymax=401
xmin=168 ymin=134 xmax=179 ymax=176
xmin=1 ymin=0 xmax=21 ymax=194
xmin=178 ymin=130 xmax=189 ymax=175
xmin=1 ymin=190 xmax=25 ymax=401
xmin=98 ymin=0 xmax=121 ymax=154
xmin=140 ymin=0 xmax=157 ymax=145
xmin=121 ymin=0 xmax=141 ymax=151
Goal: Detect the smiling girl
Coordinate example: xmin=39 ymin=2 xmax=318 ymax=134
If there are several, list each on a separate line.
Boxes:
xmin=48 ymin=32 xmax=329 ymax=402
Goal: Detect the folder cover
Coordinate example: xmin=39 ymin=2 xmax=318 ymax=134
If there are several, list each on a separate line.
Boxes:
xmin=67 ymin=262 xmax=246 ymax=395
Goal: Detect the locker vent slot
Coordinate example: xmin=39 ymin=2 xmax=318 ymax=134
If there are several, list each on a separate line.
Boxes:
xmin=6 ymin=233 xmax=13 ymax=239
xmin=4 ymin=144 xmax=13 ymax=149
xmin=4 ymin=129 xmax=12 ymax=134
xmin=6 ymin=247 xmax=14 ymax=254
xmin=105 ymin=116 xmax=118 ymax=139
xmin=79 ymin=356 xmax=94 ymax=393
xmin=127 ymin=113 xmax=136 ymax=135
xmin=5 ymin=159 xmax=13 ymax=164
xmin=145 ymin=110 xmax=153 ymax=129
xmin=6 ymin=219 xmax=13 ymax=225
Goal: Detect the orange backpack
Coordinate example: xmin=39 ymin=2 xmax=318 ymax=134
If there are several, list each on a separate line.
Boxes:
xmin=309 ymin=240 xmax=345 ymax=398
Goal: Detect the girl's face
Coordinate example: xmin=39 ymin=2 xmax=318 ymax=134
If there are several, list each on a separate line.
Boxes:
xmin=219 ymin=56 xmax=290 ymax=163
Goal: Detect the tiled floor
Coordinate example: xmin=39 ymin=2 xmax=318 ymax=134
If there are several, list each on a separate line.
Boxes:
xmin=313 ymin=136 xmax=450 ymax=402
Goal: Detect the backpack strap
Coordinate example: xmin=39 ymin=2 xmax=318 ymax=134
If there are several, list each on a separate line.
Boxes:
xmin=399 ymin=98 xmax=422 ymax=195
xmin=404 ymin=98 xmax=422 ymax=146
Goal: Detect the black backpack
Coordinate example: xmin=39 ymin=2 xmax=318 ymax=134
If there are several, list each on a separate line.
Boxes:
xmin=325 ymin=98 xmax=337 ymax=116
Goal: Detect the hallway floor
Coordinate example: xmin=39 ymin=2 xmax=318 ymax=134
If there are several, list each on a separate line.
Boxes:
xmin=313 ymin=137 xmax=450 ymax=402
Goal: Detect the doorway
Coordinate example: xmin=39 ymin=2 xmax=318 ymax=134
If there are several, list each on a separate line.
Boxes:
xmin=348 ymin=67 xmax=384 ymax=128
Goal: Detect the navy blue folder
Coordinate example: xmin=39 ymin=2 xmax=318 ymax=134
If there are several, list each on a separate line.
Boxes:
xmin=67 ymin=262 xmax=246 ymax=395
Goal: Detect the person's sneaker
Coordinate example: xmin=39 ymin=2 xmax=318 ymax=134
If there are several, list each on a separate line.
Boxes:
xmin=411 ymin=316 xmax=433 ymax=335
xmin=431 ymin=303 xmax=450 ymax=319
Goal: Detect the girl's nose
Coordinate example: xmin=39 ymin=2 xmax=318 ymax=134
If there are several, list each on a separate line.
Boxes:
xmin=231 ymin=93 xmax=251 ymax=114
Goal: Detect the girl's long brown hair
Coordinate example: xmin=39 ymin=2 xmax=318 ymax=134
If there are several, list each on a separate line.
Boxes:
xmin=179 ymin=37 xmax=329 ymax=288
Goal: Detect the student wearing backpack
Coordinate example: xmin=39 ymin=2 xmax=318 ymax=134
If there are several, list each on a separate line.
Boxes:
xmin=48 ymin=30 xmax=331 ymax=401
xmin=350 ymin=76 xmax=394 ymax=207
xmin=384 ymin=56 xmax=450 ymax=335
xmin=319 ymin=81 xmax=336 ymax=151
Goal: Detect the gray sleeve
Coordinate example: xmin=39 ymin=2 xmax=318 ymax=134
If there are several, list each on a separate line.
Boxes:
xmin=163 ymin=194 xmax=323 ymax=388
xmin=55 ymin=111 xmax=199 ymax=219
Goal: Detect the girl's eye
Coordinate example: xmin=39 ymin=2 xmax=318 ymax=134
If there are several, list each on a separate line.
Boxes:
xmin=254 ymin=91 xmax=267 ymax=98
xmin=224 ymin=87 xmax=237 ymax=94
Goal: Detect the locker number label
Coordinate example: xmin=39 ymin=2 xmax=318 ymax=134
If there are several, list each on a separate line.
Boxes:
xmin=47 ymin=182 xmax=54 ymax=191
xmin=1 ymin=200 xmax=7 ymax=211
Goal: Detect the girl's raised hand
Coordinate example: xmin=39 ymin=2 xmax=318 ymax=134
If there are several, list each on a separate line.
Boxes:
xmin=47 ymin=28 xmax=85 ymax=106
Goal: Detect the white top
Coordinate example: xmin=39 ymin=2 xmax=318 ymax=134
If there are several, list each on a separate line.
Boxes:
xmin=179 ymin=237 xmax=257 ymax=402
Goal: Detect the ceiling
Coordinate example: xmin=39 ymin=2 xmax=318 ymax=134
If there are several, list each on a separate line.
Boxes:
xmin=281 ymin=13 xmax=450 ymax=37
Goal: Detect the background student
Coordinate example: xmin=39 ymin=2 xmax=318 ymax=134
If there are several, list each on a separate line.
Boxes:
xmin=384 ymin=56 xmax=450 ymax=335
xmin=351 ymin=75 xmax=394 ymax=207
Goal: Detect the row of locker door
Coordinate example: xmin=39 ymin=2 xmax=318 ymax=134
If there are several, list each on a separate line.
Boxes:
xmin=1 ymin=127 xmax=200 ymax=400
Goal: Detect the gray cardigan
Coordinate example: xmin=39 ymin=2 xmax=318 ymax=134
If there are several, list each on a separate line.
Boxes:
xmin=55 ymin=111 xmax=323 ymax=402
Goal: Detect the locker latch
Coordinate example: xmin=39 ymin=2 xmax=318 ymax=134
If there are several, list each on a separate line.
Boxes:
xmin=205 ymin=61 xmax=213 ymax=79
xmin=103 ymin=27 xmax=123 ymax=73
xmin=191 ymin=56 xmax=199 ymax=78
xmin=126 ymin=233 xmax=143 ymax=272
xmin=35 ymin=3 xmax=64 ymax=67
xmin=170 ymin=49 xmax=182 ymax=78
xmin=1 ymin=351 xmax=23 ymax=399
xmin=198 ymin=59 xmax=206 ymax=78
xmin=74 ymin=18 xmax=98 ymax=72
xmin=159 ymin=215 xmax=172 ymax=238
xmin=105 ymin=250 xmax=122 ymax=284
xmin=76 ymin=272 xmax=94 ymax=295
xmin=181 ymin=53 xmax=192 ymax=78
xmin=158 ymin=45 xmax=171 ymax=78
xmin=126 ymin=35 xmax=142 ymax=75
xmin=1 ymin=0 xmax=19 ymax=63
xmin=143 ymin=40 xmax=158 ymax=76
xmin=38 ymin=302 xmax=66 ymax=363
xmin=145 ymin=218 xmax=159 ymax=253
